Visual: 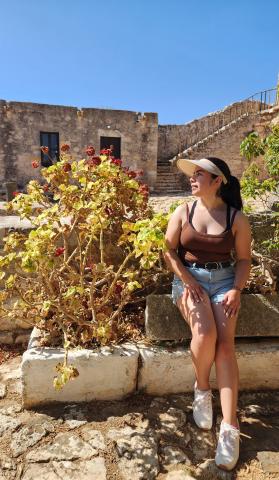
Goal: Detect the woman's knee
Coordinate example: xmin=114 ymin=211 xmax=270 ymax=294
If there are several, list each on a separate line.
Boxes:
xmin=215 ymin=339 xmax=236 ymax=361
xmin=191 ymin=327 xmax=217 ymax=349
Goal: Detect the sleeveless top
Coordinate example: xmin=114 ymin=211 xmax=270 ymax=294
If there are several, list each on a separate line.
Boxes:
xmin=177 ymin=200 xmax=238 ymax=264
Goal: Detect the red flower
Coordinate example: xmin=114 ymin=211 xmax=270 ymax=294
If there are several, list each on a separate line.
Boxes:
xmin=54 ymin=247 xmax=65 ymax=257
xmin=127 ymin=170 xmax=137 ymax=178
xmin=85 ymin=145 xmax=95 ymax=156
xmin=138 ymin=184 xmax=149 ymax=197
xmin=43 ymin=184 xmax=49 ymax=192
xmin=100 ymin=148 xmax=111 ymax=155
xmin=87 ymin=156 xmax=101 ymax=167
xmin=12 ymin=191 xmax=20 ymax=197
xmin=115 ymin=283 xmax=123 ymax=295
xmin=41 ymin=146 xmax=49 ymax=154
xmin=61 ymin=143 xmax=70 ymax=152
xmin=32 ymin=161 xmax=39 ymax=168
xmin=63 ymin=163 xmax=72 ymax=172
xmin=135 ymin=169 xmax=144 ymax=177
xmin=104 ymin=206 xmax=113 ymax=216
xmin=111 ymin=158 xmax=122 ymax=166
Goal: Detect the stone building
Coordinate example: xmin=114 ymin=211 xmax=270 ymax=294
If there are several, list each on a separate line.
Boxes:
xmin=0 ymin=89 xmax=278 ymax=197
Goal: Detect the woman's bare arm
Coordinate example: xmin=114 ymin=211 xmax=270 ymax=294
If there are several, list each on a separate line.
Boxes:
xmin=232 ymin=212 xmax=252 ymax=290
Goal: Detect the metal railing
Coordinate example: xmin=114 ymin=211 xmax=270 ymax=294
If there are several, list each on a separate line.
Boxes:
xmin=180 ymin=87 xmax=279 ymax=155
xmin=247 ymin=87 xmax=278 ymax=112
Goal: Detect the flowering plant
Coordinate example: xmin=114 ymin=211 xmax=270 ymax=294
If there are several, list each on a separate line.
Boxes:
xmin=0 ymin=145 xmax=169 ymax=388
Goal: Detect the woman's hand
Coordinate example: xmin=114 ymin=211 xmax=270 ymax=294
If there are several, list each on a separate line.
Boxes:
xmin=182 ymin=278 xmax=205 ymax=303
xmin=221 ymin=289 xmax=241 ymax=318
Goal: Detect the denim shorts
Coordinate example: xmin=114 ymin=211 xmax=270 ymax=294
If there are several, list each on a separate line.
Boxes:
xmin=171 ymin=264 xmax=236 ymax=305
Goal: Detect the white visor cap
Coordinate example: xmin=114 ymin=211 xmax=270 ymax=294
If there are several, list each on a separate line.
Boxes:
xmin=176 ymin=158 xmax=228 ymax=184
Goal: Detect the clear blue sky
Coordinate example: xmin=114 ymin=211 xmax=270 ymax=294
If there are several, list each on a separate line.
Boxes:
xmin=0 ymin=0 xmax=278 ymax=124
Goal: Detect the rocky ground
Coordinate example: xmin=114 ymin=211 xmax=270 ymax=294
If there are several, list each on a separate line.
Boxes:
xmin=0 ymin=354 xmax=278 ymax=480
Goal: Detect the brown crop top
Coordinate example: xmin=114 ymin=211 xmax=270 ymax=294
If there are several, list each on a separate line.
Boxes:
xmin=177 ymin=200 xmax=238 ymax=264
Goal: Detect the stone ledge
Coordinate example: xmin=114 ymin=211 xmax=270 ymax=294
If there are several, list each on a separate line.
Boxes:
xmin=145 ymin=293 xmax=279 ymax=340
xmin=137 ymin=339 xmax=279 ymax=395
xmin=21 ymin=341 xmax=139 ymax=408
xmin=21 ymin=328 xmax=279 ymax=407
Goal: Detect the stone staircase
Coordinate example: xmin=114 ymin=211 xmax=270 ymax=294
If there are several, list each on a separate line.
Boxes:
xmin=153 ymin=113 xmax=251 ymax=194
xmin=153 ymin=88 xmax=278 ymax=194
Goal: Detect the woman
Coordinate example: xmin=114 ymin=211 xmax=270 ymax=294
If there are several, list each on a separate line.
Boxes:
xmin=163 ymin=157 xmax=251 ymax=471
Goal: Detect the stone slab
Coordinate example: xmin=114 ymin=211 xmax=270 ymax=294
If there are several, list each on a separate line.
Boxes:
xmin=137 ymin=340 xmax=279 ymax=395
xmin=145 ymin=294 xmax=279 ymax=340
xmin=21 ymin=338 xmax=139 ymax=408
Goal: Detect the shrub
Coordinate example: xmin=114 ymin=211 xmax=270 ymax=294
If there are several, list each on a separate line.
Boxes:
xmin=0 ymin=146 xmax=169 ymax=388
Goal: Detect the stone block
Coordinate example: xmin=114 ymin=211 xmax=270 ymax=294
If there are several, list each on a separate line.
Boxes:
xmin=21 ymin=335 xmax=139 ymax=408
xmin=145 ymin=294 xmax=279 ymax=341
xmin=15 ymin=330 xmax=32 ymax=345
xmin=0 ymin=331 xmax=14 ymax=344
xmin=137 ymin=340 xmax=279 ymax=395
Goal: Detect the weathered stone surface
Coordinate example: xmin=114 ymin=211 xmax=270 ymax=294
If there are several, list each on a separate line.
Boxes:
xmin=22 ymin=337 xmax=139 ymax=407
xmin=145 ymin=293 xmax=279 ymax=340
xmin=21 ymin=458 xmax=106 ymax=480
xmin=160 ymin=445 xmax=191 ymax=466
xmin=257 ymin=451 xmax=279 ymax=473
xmin=0 ymin=404 xmax=22 ymax=415
xmin=107 ymin=426 xmax=159 ymax=479
xmin=190 ymin=427 xmax=215 ymax=461
xmin=26 ymin=432 xmax=96 ymax=462
xmin=0 ymin=332 xmax=13 ymax=344
xmin=157 ymin=407 xmax=187 ymax=434
xmin=63 ymin=405 xmax=87 ymax=429
xmin=80 ymin=429 xmax=105 ymax=453
xmin=0 ymin=413 xmax=21 ymax=436
xmin=165 ymin=470 xmax=195 ymax=480
xmin=197 ymin=459 xmax=233 ymax=479
xmin=138 ymin=340 xmax=279 ymax=395
xmin=11 ymin=421 xmax=54 ymax=457
xmin=0 ymin=357 xmax=21 ymax=382
xmin=53 ymin=458 xmax=107 ymax=480
xmin=0 ymin=384 xmax=6 ymax=399
xmin=0 ymin=453 xmax=17 ymax=471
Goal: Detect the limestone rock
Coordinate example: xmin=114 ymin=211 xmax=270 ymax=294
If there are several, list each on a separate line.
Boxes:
xmin=166 ymin=470 xmax=196 ymax=480
xmin=160 ymin=445 xmax=191 ymax=466
xmin=21 ymin=458 xmax=106 ymax=480
xmin=81 ymin=429 xmax=105 ymax=453
xmin=26 ymin=432 xmax=96 ymax=462
xmin=197 ymin=459 xmax=233 ymax=479
xmin=158 ymin=407 xmax=187 ymax=434
xmin=54 ymin=458 xmax=106 ymax=480
xmin=257 ymin=451 xmax=279 ymax=473
xmin=63 ymin=405 xmax=87 ymax=429
xmin=107 ymin=426 xmax=159 ymax=479
xmin=11 ymin=423 xmax=52 ymax=457
xmin=0 ymin=413 xmax=21 ymax=436
xmin=0 ymin=384 xmax=6 ymax=399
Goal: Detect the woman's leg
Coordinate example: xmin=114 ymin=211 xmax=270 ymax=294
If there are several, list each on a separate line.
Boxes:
xmin=211 ymin=303 xmax=239 ymax=427
xmin=176 ymin=290 xmax=217 ymax=390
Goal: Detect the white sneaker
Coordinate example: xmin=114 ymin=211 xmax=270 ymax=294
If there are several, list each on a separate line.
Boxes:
xmin=215 ymin=420 xmax=240 ymax=471
xmin=192 ymin=383 xmax=213 ymax=430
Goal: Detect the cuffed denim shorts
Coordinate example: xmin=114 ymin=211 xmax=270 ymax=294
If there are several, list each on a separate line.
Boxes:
xmin=171 ymin=264 xmax=236 ymax=305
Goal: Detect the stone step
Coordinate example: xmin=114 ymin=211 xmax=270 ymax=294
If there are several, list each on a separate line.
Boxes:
xmin=138 ymin=339 xmax=279 ymax=396
xmin=145 ymin=293 xmax=279 ymax=340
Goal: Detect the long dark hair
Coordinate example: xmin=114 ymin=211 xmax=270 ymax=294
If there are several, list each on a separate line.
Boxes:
xmin=206 ymin=157 xmax=243 ymax=210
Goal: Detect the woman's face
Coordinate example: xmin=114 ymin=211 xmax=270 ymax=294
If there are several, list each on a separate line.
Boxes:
xmin=189 ymin=167 xmax=221 ymax=196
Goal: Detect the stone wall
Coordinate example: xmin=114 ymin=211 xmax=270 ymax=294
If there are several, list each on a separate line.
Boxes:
xmin=0 ymin=100 xmax=158 ymax=190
